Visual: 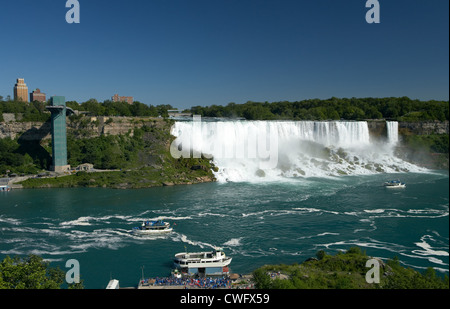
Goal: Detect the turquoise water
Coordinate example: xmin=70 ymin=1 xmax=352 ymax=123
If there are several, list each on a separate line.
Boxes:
xmin=0 ymin=172 xmax=448 ymax=288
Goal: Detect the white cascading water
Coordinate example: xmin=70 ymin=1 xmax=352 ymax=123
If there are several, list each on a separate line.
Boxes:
xmin=171 ymin=120 xmax=424 ymax=182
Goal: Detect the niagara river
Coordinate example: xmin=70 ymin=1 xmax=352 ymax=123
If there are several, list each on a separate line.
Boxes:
xmin=0 ymin=120 xmax=448 ymax=288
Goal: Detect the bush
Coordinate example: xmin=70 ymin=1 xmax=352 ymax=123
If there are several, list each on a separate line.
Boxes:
xmin=0 ymin=255 xmax=83 ymax=289
xmin=251 ymin=247 xmax=449 ymax=289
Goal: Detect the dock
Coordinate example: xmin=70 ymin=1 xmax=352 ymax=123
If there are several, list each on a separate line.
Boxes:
xmin=106 ymin=274 xmax=254 ymax=289
xmin=138 ymin=276 xmax=232 ymax=289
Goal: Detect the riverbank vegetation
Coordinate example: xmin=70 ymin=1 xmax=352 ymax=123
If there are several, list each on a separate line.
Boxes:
xmin=2 ymin=96 xmax=448 ymax=122
xmin=1 ymin=96 xmax=449 ymax=177
xmin=0 ymin=138 xmax=46 ymax=175
xmin=398 ymin=134 xmax=449 ymax=169
xmin=0 ymin=98 xmax=173 ymax=121
xmin=252 ymin=247 xmax=449 ymax=289
xmin=0 ymin=255 xmax=83 ymax=289
xmin=17 ymin=120 xmax=216 ymax=189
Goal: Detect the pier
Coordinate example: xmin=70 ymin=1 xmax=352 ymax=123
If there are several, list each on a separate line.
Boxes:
xmin=106 ymin=274 xmax=254 ymax=289
xmin=138 ymin=276 xmax=233 ymax=289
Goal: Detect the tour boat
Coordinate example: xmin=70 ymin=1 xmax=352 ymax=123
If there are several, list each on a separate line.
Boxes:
xmin=173 ymin=247 xmax=232 ymax=276
xmin=132 ymin=220 xmax=173 ymax=234
xmin=384 ymin=180 xmax=406 ymax=188
xmin=0 ymin=185 xmax=11 ymax=192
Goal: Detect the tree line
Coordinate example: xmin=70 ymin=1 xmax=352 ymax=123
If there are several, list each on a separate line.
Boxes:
xmin=191 ymin=97 xmax=449 ymax=121
xmin=2 ymin=96 xmax=449 ymax=122
xmin=66 ymin=99 xmax=173 ymax=118
xmin=0 ymin=98 xmax=174 ymax=122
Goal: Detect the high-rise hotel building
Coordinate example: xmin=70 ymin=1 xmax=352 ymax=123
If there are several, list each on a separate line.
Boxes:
xmin=14 ymin=78 xmax=29 ymax=102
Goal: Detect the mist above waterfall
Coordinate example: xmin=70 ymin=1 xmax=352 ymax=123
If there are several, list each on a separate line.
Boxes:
xmin=171 ymin=120 xmax=425 ymax=182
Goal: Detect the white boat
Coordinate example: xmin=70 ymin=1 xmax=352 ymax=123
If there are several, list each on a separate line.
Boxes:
xmin=106 ymin=279 xmax=120 ymax=289
xmin=384 ymin=180 xmax=406 ymax=188
xmin=132 ymin=220 xmax=173 ymax=234
xmin=173 ymin=247 xmax=232 ymax=276
xmin=0 ymin=185 xmax=11 ymax=192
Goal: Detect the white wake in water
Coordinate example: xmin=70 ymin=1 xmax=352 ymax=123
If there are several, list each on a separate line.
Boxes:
xmin=171 ymin=120 xmax=426 ymax=182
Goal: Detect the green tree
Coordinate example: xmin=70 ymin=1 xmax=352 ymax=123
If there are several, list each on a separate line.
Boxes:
xmin=252 ymin=268 xmax=272 ymax=289
xmin=0 ymin=255 xmax=83 ymax=289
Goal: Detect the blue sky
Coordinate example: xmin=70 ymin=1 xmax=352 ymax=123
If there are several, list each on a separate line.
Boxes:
xmin=0 ymin=0 xmax=448 ymax=109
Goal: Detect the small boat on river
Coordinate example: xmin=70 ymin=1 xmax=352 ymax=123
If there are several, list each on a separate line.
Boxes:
xmin=384 ymin=180 xmax=406 ymax=188
xmin=0 ymin=185 xmax=11 ymax=192
xmin=132 ymin=220 xmax=173 ymax=235
xmin=173 ymin=247 xmax=232 ymax=276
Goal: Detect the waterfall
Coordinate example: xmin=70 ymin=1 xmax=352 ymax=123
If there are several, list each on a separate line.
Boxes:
xmin=386 ymin=121 xmax=399 ymax=145
xmin=171 ymin=120 xmax=422 ymax=182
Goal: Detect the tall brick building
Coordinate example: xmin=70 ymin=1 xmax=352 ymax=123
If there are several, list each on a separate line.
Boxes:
xmin=112 ymin=94 xmax=133 ymax=104
xmin=14 ymin=78 xmax=28 ymax=102
xmin=30 ymin=89 xmax=46 ymax=102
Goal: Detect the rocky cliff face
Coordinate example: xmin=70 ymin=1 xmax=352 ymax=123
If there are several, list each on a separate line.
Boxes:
xmin=1 ymin=116 xmax=448 ymax=141
xmin=0 ymin=116 xmax=168 ymax=140
xmin=0 ymin=121 xmax=51 ymax=140
xmin=398 ymin=121 xmax=449 ymax=135
xmin=367 ymin=120 xmax=449 ymax=139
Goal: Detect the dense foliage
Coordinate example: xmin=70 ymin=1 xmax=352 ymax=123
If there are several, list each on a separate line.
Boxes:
xmin=1 ymin=96 xmax=449 ymax=176
xmin=252 ymin=247 xmax=449 ymax=289
xmin=0 ymin=255 xmax=83 ymax=289
xmin=0 ymin=100 xmax=50 ymax=122
xmin=19 ymin=120 xmax=217 ymax=188
xmin=402 ymin=134 xmax=449 ymax=154
xmin=67 ymin=131 xmax=147 ymax=170
xmin=0 ymin=138 xmax=48 ymax=175
xmin=0 ymin=98 xmax=173 ymax=120
xmin=2 ymin=96 xmax=448 ymax=122
xmin=191 ymin=97 xmax=449 ymax=121
xmin=66 ymin=121 xmax=177 ymax=170
xmin=66 ymin=99 xmax=173 ymax=118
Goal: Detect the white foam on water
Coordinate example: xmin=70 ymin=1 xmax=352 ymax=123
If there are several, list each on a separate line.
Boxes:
xmin=60 ymin=216 xmax=96 ymax=227
xmin=172 ymin=233 xmax=217 ymax=250
xmin=297 ymin=232 xmax=340 ymax=240
xmin=413 ymin=235 xmax=449 ymax=257
xmin=0 ymin=216 xmax=21 ymax=225
xmin=223 ymin=237 xmax=243 ymax=247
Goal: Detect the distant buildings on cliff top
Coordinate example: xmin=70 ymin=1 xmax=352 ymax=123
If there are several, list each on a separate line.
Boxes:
xmin=111 ymin=94 xmax=134 ymax=105
xmin=9 ymin=78 xmax=134 ymax=104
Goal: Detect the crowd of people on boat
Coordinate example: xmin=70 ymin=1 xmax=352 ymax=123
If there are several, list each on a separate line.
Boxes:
xmin=141 ymin=276 xmax=232 ymax=289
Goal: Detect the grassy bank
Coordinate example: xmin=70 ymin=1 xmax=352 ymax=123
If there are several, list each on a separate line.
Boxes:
xmin=20 ymin=167 xmax=214 ymax=189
